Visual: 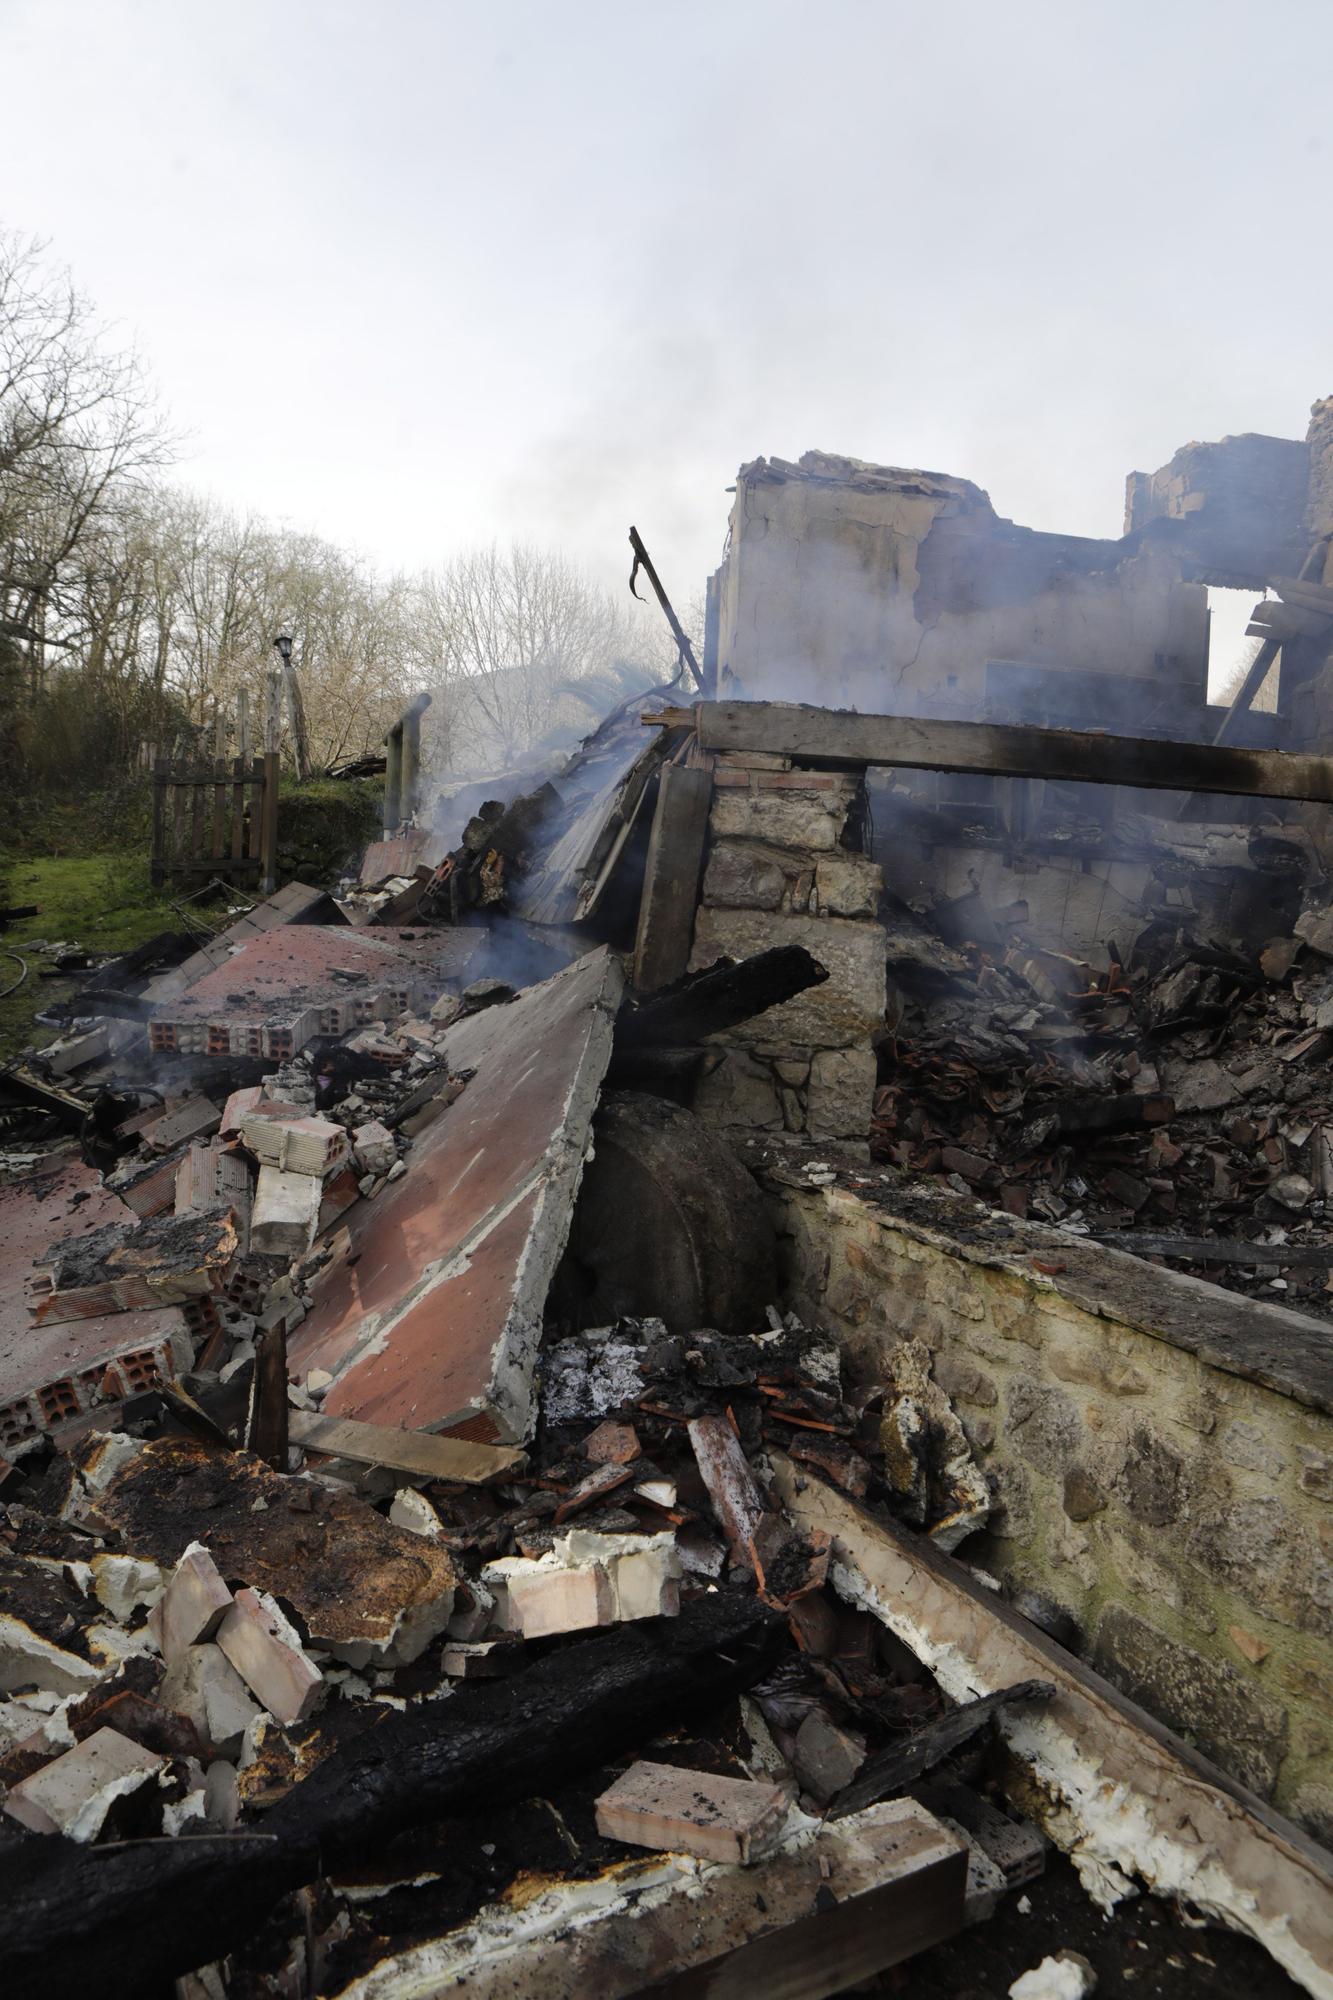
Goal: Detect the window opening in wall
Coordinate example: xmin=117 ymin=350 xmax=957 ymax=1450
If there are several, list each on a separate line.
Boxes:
xmin=1207 ymin=585 xmax=1277 ymax=710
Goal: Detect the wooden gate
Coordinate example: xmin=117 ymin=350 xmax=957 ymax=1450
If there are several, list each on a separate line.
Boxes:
xmin=151 ymin=750 xmax=278 ymax=890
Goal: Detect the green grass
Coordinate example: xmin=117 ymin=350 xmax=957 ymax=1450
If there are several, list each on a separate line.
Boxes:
xmin=0 ymin=855 xmax=182 ymax=1063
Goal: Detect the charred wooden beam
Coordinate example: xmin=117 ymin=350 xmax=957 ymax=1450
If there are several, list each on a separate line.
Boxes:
xmin=617 ymin=945 xmax=829 ymax=1048
xmin=633 ymin=764 xmax=714 ymax=993
xmin=245 ymin=1324 xmax=288 ymax=1468
xmin=662 ymin=701 xmax=1333 ymax=806
xmin=826 ymin=1680 xmax=1054 ymax=1819
xmin=0 ymin=1594 xmax=782 ymax=2000
xmin=1092 ymin=1232 xmax=1333 ymax=1269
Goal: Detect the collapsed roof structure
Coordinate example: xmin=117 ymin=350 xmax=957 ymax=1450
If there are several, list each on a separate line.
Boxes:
xmin=2 ymin=402 xmax=1333 ymax=1999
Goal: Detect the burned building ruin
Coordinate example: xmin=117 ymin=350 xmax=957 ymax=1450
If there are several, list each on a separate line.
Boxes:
xmin=2 ymin=401 xmax=1333 ymax=2000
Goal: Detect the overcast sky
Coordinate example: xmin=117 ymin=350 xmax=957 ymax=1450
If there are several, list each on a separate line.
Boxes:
xmin=4 ymin=0 xmax=1329 ymax=606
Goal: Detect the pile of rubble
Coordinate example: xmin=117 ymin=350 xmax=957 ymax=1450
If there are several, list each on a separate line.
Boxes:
xmin=874 ymin=891 xmax=1333 ymax=1315
xmin=1 ymin=1270 xmax=1058 ymax=1997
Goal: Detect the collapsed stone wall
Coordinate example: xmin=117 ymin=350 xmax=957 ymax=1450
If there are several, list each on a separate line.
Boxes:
xmin=689 ymin=753 xmax=887 ymax=1143
xmin=773 ymin=1172 xmax=1333 ymax=1837
xmin=712 ymin=452 xmax=1209 ymax=715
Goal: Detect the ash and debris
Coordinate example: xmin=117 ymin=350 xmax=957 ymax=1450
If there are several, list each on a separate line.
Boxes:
xmin=872 ymin=887 xmax=1333 ymax=1318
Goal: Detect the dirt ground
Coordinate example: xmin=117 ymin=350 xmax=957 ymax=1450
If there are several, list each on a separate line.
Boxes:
xmin=869 ymin=1849 xmax=1304 ymax=1998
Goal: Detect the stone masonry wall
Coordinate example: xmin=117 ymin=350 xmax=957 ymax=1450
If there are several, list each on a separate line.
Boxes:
xmin=689 ymin=754 xmax=887 ymax=1143
xmin=773 ymin=1171 xmax=1333 ymax=1836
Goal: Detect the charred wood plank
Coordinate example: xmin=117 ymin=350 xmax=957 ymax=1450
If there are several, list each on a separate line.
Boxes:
xmin=618 ymin=946 xmax=829 ymax=1048
xmin=826 ymin=1681 xmax=1054 ymax=1819
xmin=633 ymin=765 xmax=714 ymax=993
xmin=676 ymin=700 xmax=1333 ymax=805
xmin=288 ymin=1409 xmax=526 ymax=1483
xmin=1093 ymin=1232 xmax=1333 ymax=1269
xmin=245 ymin=1325 xmax=288 ymax=1469
xmin=0 ymin=1594 xmax=782 ymax=2000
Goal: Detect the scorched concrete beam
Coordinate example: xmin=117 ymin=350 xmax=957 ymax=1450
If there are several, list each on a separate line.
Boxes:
xmin=290 ymin=946 xmax=623 ymax=1443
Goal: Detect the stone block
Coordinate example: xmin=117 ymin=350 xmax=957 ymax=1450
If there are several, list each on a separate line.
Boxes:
xmin=594 ymin=1759 xmax=789 ymax=1864
xmin=806 ymin=1047 xmax=877 ymax=1139
xmin=1222 ymin=1420 xmax=1285 ymax=1479
xmin=1004 ymin=1379 xmax=1082 ymax=1474
xmin=702 ymin=842 xmax=790 ymax=911
xmin=692 ymin=1048 xmax=783 ymax=1130
xmin=691 ymin=908 xmax=887 ymax=1050
xmin=217 ymin=1588 xmax=324 ymax=1724
xmin=1093 ymin=1605 xmax=1289 ymax=1797
xmin=3 ymin=1726 xmax=165 ymax=1840
xmin=1116 ymin=1426 xmax=1185 ymax=1528
xmin=815 ymin=853 xmax=882 ymax=918
xmin=158 ymin=1642 xmax=261 ymax=1756
xmin=150 ymin=1542 xmax=233 ymax=1663
xmin=791 ymin=1707 xmax=866 ymax=1805
xmin=1061 ymin=1466 xmax=1105 ymax=1522
xmin=931 ymin=1352 xmax=998 ymax=1409
xmin=709 ymin=782 xmax=855 ymax=852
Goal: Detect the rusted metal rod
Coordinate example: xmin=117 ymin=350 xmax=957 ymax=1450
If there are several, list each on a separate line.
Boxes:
xmin=629 ymin=526 xmax=706 ymax=693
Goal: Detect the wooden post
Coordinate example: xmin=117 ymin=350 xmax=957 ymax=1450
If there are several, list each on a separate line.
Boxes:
xmin=401 ymin=708 xmax=421 ymax=822
xmin=384 ymin=721 xmax=403 ymax=834
xmin=633 ymin=765 xmax=714 ymax=992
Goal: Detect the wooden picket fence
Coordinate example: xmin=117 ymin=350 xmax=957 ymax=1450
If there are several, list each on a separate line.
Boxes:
xmin=151 ymin=751 xmax=278 ymax=888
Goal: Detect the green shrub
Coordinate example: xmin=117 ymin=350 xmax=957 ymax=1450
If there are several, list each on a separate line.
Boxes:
xmin=273 ymin=776 xmax=382 ymax=887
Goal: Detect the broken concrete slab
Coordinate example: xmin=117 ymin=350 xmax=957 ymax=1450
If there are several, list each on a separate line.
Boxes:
xmin=594 ymin=1759 xmax=789 ymax=1863
xmin=3 ymin=1725 xmax=165 ymax=1840
xmin=147 ymin=925 xmax=478 ymax=1059
xmin=75 ymin=1434 xmax=457 ymax=1664
xmin=290 ymin=947 xmax=624 ymax=1443
xmin=29 ymin=1210 xmax=240 ymax=1324
xmin=0 ymin=1162 xmax=194 ymax=1450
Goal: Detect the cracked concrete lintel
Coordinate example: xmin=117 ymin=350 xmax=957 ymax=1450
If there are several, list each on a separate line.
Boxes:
xmin=772 ymin=1456 xmax=1333 ymax=2000
xmin=291 ymin=948 xmax=623 ymax=1444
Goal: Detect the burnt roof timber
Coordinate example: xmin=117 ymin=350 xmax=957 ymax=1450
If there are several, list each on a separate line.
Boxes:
xmin=653 ymin=701 xmax=1333 ymax=805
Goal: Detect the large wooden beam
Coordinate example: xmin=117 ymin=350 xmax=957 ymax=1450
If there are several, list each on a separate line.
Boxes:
xmin=671 ymin=701 xmax=1333 ymax=805
xmin=633 ymin=764 xmax=714 ymax=993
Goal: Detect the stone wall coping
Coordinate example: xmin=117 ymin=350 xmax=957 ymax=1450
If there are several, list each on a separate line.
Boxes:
xmin=757 ymin=1144 xmax=1333 ymax=1418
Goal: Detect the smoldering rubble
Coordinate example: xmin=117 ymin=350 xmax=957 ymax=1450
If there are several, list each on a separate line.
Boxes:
xmin=2 ymin=415 xmax=1333 ymax=2000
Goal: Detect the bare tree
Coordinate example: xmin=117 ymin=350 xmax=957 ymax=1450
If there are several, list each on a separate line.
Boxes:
xmin=0 ymin=231 xmax=172 ymax=680
xmin=410 ymin=544 xmax=660 ymax=770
